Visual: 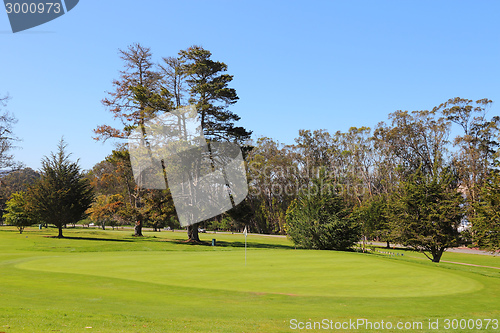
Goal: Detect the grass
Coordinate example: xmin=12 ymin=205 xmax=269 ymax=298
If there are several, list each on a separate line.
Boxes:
xmin=0 ymin=226 xmax=499 ymax=332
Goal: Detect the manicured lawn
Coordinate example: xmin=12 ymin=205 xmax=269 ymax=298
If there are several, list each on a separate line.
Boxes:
xmin=0 ymin=226 xmax=499 ymax=332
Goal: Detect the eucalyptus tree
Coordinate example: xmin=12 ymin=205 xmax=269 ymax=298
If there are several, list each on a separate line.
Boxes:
xmin=373 ymin=109 xmax=451 ymax=179
xmin=246 ymin=137 xmax=298 ymax=234
xmin=434 ymin=97 xmax=500 ymax=215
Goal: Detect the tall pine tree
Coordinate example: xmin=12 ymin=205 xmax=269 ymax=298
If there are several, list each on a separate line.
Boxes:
xmin=27 ymin=140 xmax=93 ymax=238
xmin=179 ymin=46 xmax=252 ymax=241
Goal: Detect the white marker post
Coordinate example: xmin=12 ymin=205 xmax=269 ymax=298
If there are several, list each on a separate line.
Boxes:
xmin=243 ymin=226 xmax=248 ymax=265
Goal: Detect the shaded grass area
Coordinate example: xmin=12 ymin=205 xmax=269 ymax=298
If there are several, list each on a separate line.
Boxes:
xmin=0 ymin=226 xmax=499 ymax=332
xmin=43 ymin=236 xmax=134 ymax=242
xmin=7 ymin=227 xmax=293 ymax=252
xmin=164 ymin=238 xmax=294 ymax=250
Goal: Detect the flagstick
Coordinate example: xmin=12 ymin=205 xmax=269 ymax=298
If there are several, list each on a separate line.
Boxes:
xmin=243 ymin=226 xmax=248 ymax=266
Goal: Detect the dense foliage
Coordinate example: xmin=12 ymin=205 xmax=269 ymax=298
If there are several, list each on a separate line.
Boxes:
xmin=0 ymin=167 xmax=40 ymax=222
xmin=3 ymin=191 xmax=35 ymax=233
xmin=285 ymin=176 xmax=361 ymax=250
xmin=94 ymin=44 xmax=251 ymax=241
xmin=26 ymin=140 xmax=94 ymax=238
xmin=473 ymin=167 xmax=500 ymax=252
xmin=388 ymin=168 xmax=464 ymax=262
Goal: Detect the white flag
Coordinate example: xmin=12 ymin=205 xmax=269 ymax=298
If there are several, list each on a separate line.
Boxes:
xmin=243 ymin=226 xmax=247 ymax=236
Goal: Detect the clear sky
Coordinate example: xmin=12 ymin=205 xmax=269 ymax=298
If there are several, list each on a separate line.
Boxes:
xmin=2 ymin=0 xmax=499 ymax=171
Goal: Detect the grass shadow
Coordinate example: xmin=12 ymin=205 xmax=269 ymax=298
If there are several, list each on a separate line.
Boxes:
xmin=214 ymin=240 xmax=294 ymax=250
xmin=163 ymin=238 xmax=294 ymax=250
xmin=43 ymin=236 xmax=133 ymax=242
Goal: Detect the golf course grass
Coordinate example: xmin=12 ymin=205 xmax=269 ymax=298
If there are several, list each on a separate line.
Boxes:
xmin=0 ymin=227 xmax=499 ymax=332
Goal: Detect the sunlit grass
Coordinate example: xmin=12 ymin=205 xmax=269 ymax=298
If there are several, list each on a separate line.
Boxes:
xmin=0 ymin=226 xmax=499 ymax=332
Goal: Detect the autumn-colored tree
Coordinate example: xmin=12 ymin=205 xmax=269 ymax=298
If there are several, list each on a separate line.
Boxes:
xmin=87 ymin=151 xmax=142 ymax=228
xmin=87 ymin=194 xmax=124 ymax=230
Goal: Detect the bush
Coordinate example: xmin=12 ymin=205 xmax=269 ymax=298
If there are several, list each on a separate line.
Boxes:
xmin=285 ymin=180 xmax=361 ymax=251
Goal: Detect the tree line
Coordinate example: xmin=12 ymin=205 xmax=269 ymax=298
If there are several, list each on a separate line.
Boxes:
xmin=244 ymin=99 xmax=499 ymax=261
xmin=0 ymin=44 xmax=499 ymax=262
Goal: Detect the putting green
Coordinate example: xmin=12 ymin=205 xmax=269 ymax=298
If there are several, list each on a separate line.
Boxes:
xmin=16 ymin=249 xmax=482 ymax=298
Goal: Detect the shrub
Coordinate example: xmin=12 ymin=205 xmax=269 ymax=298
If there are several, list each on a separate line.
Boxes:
xmin=285 ymin=179 xmax=360 ymax=251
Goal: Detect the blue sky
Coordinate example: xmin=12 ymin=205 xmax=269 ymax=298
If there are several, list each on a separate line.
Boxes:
xmin=2 ymin=0 xmax=499 ymax=170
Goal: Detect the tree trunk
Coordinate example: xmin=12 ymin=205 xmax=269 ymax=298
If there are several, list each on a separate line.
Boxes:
xmin=187 ymin=224 xmax=200 ymax=242
xmin=431 ymin=248 xmax=445 ymax=263
xmin=386 ymin=241 xmax=390 ymax=248
xmin=134 ymin=220 xmax=143 ymax=237
xmin=58 ymin=225 xmax=64 ymax=238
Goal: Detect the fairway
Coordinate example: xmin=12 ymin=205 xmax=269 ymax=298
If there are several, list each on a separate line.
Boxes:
xmin=1 ymin=227 xmax=499 ymax=332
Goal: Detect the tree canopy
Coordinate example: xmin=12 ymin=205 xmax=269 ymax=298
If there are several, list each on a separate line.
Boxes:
xmin=27 ymin=140 xmax=94 ymax=238
xmin=388 ymin=167 xmax=464 ymax=262
xmin=0 ymin=93 xmax=20 ymax=173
